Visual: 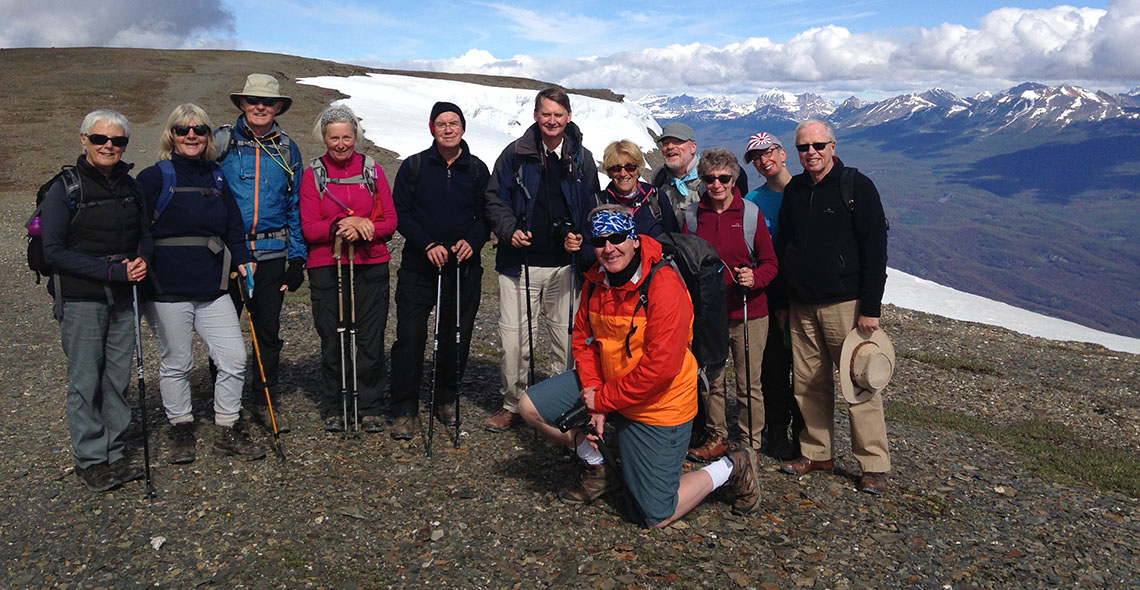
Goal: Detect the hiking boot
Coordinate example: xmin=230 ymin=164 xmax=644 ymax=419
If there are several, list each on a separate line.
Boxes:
xmin=75 ymin=463 xmax=121 ymax=492
xmin=559 ymin=463 xmax=613 ymax=504
xmin=858 ymin=472 xmax=888 ymax=495
xmin=390 ymin=415 xmax=416 ymax=440
xmin=484 ymin=408 xmax=521 ymax=433
xmin=764 ymin=430 xmax=795 ymax=461
xmin=213 ymin=425 xmax=266 ymax=461
xmin=433 ymin=402 xmax=458 ymax=427
xmin=109 ymin=458 xmax=144 ymax=484
xmin=324 ymin=415 xmax=346 ymax=432
xmin=249 ymin=404 xmax=290 ymax=433
xmin=780 ymin=456 xmax=834 ymax=476
xmin=167 ymin=422 xmax=196 ymax=464
xmin=362 ymin=415 xmax=386 ymax=433
xmin=687 ymin=434 xmax=727 ymax=462
xmin=725 ymin=446 xmax=761 ymax=514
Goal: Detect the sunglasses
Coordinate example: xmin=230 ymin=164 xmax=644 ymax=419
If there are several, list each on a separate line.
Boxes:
xmin=85 ymin=134 xmax=129 ymax=148
xmin=172 ymin=124 xmax=211 ymax=136
xmin=589 ymin=232 xmax=630 ymax=248
xmin=700 ymin=174 xmax=733 ymax=185
xmin=795 ymin=141 xmax=832 ymax=152
xmin=243 ymin=96 xmax=280 ymax=107
xmin=606 ymin=163 xmax=639 ymax=176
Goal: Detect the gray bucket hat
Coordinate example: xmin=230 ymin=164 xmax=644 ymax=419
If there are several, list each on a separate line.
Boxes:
xmin=230 ymin=73 xmax=293 ymax=115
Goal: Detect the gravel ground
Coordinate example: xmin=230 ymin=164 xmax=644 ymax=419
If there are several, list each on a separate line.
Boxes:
xmin=1 ymin=48 xmax=1138 ymax=590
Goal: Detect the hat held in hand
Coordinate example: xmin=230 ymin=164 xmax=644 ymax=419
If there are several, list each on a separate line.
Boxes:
xmin=839 ymin=328 xmax=895 ymax=404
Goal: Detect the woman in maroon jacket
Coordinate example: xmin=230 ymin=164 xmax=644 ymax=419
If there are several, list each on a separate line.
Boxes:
xmin=683 ymin=147 xmax=778 ymax=460
xmin=299 ymin=105 xmax=397 ymax=432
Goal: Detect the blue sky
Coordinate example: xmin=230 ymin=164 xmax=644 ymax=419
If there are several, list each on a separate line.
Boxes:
xmin=4 ymin=0 xmax=1138 ymax=99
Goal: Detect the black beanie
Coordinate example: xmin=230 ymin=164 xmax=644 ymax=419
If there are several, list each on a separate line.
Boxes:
xmin=430 ymin=101 xmax=465 ymax=129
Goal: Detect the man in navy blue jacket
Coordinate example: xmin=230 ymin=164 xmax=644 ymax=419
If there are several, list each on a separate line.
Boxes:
xmin=482 ymin=88 xmax=600 ymax=432
xmin=389 ymin=102 xmax=490 ymax=440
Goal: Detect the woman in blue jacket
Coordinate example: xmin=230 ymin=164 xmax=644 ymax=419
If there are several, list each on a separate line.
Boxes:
xmin=137 ymin=104 xmax=264 ymax=465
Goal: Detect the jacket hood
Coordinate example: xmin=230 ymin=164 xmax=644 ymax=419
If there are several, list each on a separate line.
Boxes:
xmin=583 ymin=234 xmax=664 ymax=292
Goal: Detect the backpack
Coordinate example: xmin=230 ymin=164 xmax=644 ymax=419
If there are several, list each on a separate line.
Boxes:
xmin=312 ymin=153 xmax=379 ymax=197
xmin=153 ymin=159 xmax=225 ymax=224
xmin=214 ymin=124 xmax=296 ymax=192
xmin=26 ymin=167 xmax=83 ymax=283
xmin=683 ymin=199 xmax=761 ymax=258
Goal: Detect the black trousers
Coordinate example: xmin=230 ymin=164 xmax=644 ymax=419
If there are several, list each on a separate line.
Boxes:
xmin=216 ymin=257 xmax=285 ymax=405
xmin=761 ymin=315 xmax=803 ymax=443
xmin=388 ymin=261 xmax=482 ymax=418
xmin=309 ymin=262 xmax=390 ymax=417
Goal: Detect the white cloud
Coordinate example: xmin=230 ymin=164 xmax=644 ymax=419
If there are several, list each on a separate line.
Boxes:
xmin=387 ymin=4 xmax=1140 ymax=96
xmin=0 ymin=0 xmax=236 ymax=49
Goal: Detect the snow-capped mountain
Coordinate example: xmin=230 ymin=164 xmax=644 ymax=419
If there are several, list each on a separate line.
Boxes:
xmin=638 ymin=83 xmax=1138 ymax=131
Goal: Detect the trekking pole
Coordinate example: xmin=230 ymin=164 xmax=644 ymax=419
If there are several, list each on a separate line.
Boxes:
xmin=740 ymin=271 xmax=753 ymax=451
xmin=453 ymin=256 xmax=461 ymax=446
xmin=335 ymin=235 xmax=349 ymax=432
xmin=348 ymin=241 xmax=359 ymax=432
xmin=427 ymin=264 xmax=443 ymax=457
xmin=131 ymin=285 xmax=157 ymax=499
xmin=235 ymin=268 xmax=286 ymax=463
xmin=520 ymin=214 xmax=535 ymax=387
xmin=566 ymin=251 xmax=576 ymax=372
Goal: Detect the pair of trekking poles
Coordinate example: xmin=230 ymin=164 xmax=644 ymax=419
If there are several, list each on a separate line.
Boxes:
xmin=333 ymin=236 xmax=461 ymax=456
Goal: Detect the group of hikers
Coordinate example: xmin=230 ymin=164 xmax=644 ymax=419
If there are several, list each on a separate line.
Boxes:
xmin=40 ymin=73 xmax=896 ymax=527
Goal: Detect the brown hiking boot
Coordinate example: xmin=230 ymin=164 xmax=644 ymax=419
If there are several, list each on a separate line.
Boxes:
xmin=390 ymin=415 xmax=416 ymax=440
xmin=726 ymin=446 xmax=761 ymax=514
xmin=780 ymin=455 xmax=834 ymax=475
xmin=433 ymin=402 xmax=458 ymax=427
xmin=687 ymin=434 xmax=727 ymax=462
xmin=75 ymin=462 xmax=121 ymax=492
xmin=858 ymin=472 xmax=888 ymax=495
xmin=249 ymin=404 xmax=290 ymax=433
xmin=559 ymin=463 xmax=614 ymax=504
xmin=167 ymin=422 xmax=196 ymax=464
xmin=484 ymin=408 xmax=521 ymax=433
xmin=213 ymin=425 xmax=266 ymax=461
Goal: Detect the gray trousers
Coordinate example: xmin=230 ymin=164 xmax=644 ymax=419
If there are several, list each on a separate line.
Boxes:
xmin=58 ymin=300 xmax=134 ymax=468
xmin=145 ymin=296 xmax=246 ymax=426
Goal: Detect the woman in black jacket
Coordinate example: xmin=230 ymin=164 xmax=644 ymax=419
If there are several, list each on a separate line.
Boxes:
xmin=40 ymin=109 xmax=152 ymax=492
xmin=137 ymin=104 xmax=262 ymax=465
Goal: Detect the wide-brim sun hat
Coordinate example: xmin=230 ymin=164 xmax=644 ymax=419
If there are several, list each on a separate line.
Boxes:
xmin=839 ymin=328 xmax=896 ymax=404
xmin=230 ymin=73 xmax=293 ymax=115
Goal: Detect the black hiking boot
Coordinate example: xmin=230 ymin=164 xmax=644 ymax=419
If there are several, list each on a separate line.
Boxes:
xmin=109 ymin=458 xmax=144 ymax=483
xmin=167 ymin=422 xmax=196 ymax=464
xmin=75 ymin=462 xmax=122 ymax=492
xmin=213 ymin=425 xmax=266 ymax=461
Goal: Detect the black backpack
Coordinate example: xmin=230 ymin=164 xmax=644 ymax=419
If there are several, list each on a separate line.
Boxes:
xmin=26 ymin=167 xmax=83 ymax=284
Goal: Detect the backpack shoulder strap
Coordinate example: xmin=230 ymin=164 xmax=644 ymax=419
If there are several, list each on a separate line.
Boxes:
xmin=58 ymin=167 xmax=83 ymax=209
xmin=405 ymin=152 xmax=421 ymax=198
xmin=153 ymin=159 xmax=178 ymax=223
xmin=645 ymin=186 xmax=663 ymax=222
xmin=470 ymin=154 xmax=487 ymax=191
xmin=683 ymin=202 xmax=699 ymax=233
xmin=740 ymin=198 xmax=759 ymax=259
xmin=623 ymin=259 xmax=670 ymax=358
xmin=840 ymin=166 xmax=857 ymax=213
xmin=310 ymin=156 xmax=328 ymax=195
xmin=361 ymin=154 xmax=378 ymax=194
xmin=213 ymin=125 xmax=234 ymax=163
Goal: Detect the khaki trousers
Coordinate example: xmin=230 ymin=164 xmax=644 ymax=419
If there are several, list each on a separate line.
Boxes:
xmin=703 ymin=316 xmax=767 ymax=449
xmin=497 ymin=265 xmax=572 ymax=412
xmin=790 ymin=300 xmax=891 ymax=472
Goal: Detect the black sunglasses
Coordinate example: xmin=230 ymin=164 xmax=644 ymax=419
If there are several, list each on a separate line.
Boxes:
xmin=700 ymin=174 xmax=733 ymax=185
xmin=85 ymin=134 xmax=129 ymax=148
xmin=243 ymin=96 xmax=279 ymax=107
xmin=606 ymin=163 xmax=639 ymax=175
xmin=589 ymin=232 xmax=630 ymax=248
xmin=172 ymin=124 xmax=211 ymax=136
xmin=795 ymin=141 xmax=832 ymax=152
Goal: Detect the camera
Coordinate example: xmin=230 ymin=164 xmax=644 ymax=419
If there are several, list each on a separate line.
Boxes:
xmin=550 ymin=217 xmax=576 ymax=242
xmin=554 ymin=400 xmax=591 ymax=433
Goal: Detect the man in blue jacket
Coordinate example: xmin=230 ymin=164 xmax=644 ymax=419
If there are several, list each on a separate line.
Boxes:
xmin=216 ymin=73 xmax=307 ymax=432
xmin=483 ymin=88 xmax=600 ymax=432
xmin=389 ymin=102 xmax=490 ymax=440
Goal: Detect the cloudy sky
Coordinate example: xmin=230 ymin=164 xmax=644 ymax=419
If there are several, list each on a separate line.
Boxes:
xmin=3 ymin=0 xmax=1138 ymax=100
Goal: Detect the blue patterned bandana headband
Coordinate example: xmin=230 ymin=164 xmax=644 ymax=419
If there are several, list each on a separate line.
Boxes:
xmin=590 ymin=210 xmax=637 ymax=240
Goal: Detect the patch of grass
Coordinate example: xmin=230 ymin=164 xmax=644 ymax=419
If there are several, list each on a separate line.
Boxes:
xmin=889 ymin=401 xmax=1140 ymax=496
xmin=897 ymin=348 xmax=998 ymax=374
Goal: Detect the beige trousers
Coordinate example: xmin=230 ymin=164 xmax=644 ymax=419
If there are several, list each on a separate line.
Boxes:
xmin=497 ymin=265 xmax=572 ymax=412
xmin=790 ymin=300 xmax=891 ymax=473
xmin=703 ymin=315 xmax=768 ymax=449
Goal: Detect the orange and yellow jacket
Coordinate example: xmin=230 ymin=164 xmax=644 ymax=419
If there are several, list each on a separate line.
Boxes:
xmin=573 ymin=235 xmax=698 ymax=427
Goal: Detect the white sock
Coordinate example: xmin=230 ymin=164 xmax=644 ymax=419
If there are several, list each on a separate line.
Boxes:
xmin=576 ymin=439 xmax=604 ymax=466
xmin=703 ymin=457 xmax=734 ymax=489
xmin=169 ymin=414 xmax=193 ymax=425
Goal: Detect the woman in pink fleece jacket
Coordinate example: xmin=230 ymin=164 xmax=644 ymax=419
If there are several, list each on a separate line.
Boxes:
xmin=299 ymin=105 xmax=397 ymax=432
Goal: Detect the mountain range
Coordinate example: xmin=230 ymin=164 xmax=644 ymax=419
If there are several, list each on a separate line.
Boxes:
xmin=640 ymin=83 xmax=1140 ymax=339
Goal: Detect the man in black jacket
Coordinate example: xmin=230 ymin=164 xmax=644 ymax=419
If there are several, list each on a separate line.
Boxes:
xmin=775 ymin=119 xmax=891 ymax=494
xmin=389 ymin=102 xmax=489 ymax=440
